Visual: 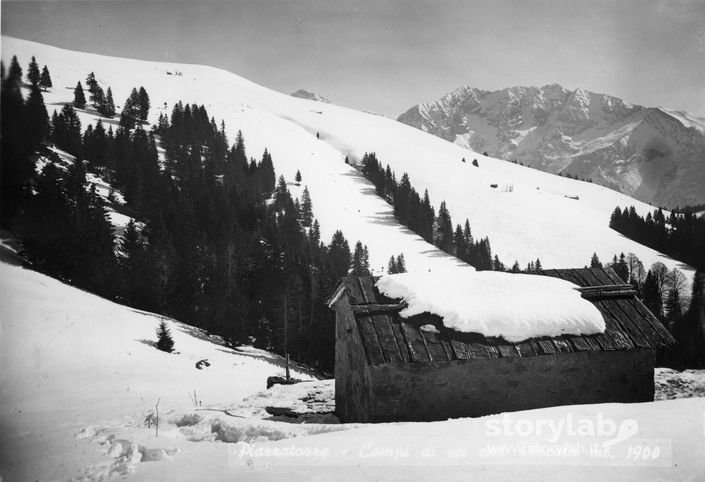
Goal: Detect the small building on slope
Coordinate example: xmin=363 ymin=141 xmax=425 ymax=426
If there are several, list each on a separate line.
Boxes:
xmin=327 ymin=267 xmax=675 ymax=423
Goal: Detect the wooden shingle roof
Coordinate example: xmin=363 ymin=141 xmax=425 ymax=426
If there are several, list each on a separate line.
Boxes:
xmin=333 ymin=268 xmax=676 ymax=365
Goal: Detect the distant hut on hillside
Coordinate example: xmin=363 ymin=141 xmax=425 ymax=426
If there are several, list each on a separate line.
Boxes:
xmin=328 ymin=267 xmax=675 ymax=423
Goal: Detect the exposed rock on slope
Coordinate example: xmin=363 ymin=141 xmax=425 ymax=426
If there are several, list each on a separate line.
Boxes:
xmin=291 ymin=89 xmax=330 ymax=103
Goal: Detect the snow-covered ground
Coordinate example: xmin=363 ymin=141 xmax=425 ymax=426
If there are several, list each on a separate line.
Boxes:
xmin=0 ymin=236 xmax=320 ymax=480
xmin=2 ymin=37 xmax=704 ymax=480
xmin=1 ymin=36 xmax=694 ymax=280
xmin=655 ymin=368 xmax=705 ymax=401
xmin=1 ymin=240 xmax=705 ymax=480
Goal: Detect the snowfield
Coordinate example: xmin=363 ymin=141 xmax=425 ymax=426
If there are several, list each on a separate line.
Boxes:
xmin=0 ymin=35 xmax=694 ymax=279
xmin=2 ymin=238 xmax=705 ymax=481
xmin=2 ymin=36 xmax=704 ymax=480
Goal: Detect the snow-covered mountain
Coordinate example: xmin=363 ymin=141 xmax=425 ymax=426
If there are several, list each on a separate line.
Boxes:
xmin=2 ymin=36 xmax=705 ymax=481
xmin=398 ymin=85 xmax=705 ymax=209
xmin=291 ymin=88 xmax=330 ymax=103
xmin=0 ymin=36 xmax=694 ymax=280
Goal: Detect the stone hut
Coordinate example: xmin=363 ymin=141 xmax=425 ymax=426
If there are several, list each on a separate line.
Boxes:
xmin=327 ymin=267 xmax=675 ymax=423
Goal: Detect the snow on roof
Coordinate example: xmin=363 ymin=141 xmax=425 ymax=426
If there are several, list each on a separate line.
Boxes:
xmin=375 ymin=270 xmax=605 ymax=343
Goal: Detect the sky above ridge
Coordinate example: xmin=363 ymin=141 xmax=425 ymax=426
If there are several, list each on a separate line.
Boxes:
xmin=2 ymin=0 xmax=704 ymax=118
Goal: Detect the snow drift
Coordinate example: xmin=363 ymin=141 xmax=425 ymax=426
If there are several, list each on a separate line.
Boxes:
xmin=376 ymin=271 xmax=605 ymax=342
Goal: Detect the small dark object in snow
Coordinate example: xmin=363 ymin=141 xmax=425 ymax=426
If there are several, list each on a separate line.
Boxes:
xmin=267 ymin=376 xmax=301 ymax=389
xmin=265 ymin=406 xmax=298 ymax=417
xmin=490 ymin=184 xmax=498 ymax=188
xmin=472 ymin=159 xmax=479 ymax=167
xmin=195 ymin=359 xmax=211 ymax=370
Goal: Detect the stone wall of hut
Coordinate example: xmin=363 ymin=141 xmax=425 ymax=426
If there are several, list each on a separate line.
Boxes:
xmin=355 ymin=349 xmax=655 ymax=423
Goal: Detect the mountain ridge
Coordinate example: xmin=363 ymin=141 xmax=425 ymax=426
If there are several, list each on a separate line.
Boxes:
xmin=1 ymin=35 xmax=694 ymax=278
xmin=398 ymin=84 xmax=705 ymax=209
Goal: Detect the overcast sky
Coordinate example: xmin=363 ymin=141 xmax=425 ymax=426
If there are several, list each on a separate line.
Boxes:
xmin=2 ymin=0 xmax=704 ymax=117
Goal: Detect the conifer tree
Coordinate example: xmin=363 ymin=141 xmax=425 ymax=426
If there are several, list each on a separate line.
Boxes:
xmin=463 ymin=219 xmax=473 ymax=248
xmin=102 ymin=87 xmax=115 ymax=117
xmin=434 ymin=201 xmax=454 ymax=254
xmin=137 ymin=86 xmax=150 ymax=122
xmin=52 ymin=104 xmax=82 ymax=156
xmin=295 ymin=170 xmax=302 ymax=185
xmin=39 ymin=65 xmax=52 ymax=91
xmin=73 ymin=81 xmax=86 ymax=108
xmin=351 ymin=241 xmax=370 ymax=276
xmin=8 ymin=55 xmax=22 ymax=84
xmin=274 ymin=175 xmax=290 ymax=210
xmin=387 ymin=256 xmax=398 ymax=274
xmin=27 ymin=56 xmax=40 ymax=86
xmin=454 ymin=224 xmax=468 ymax=261
xmin=119 ymin=219 xmax=150 ymax=308
xmin=328 ymin=230 xmax=351 ymax=278
xmin=2 ymin=57 xmax=33 ymax=226
xmin=120 ymin=88 xmax=140 ymax=128
xmin=156 ymin=319 xmax=175 ymax=352
xmin=611 ymin=253 xmax=629 ymax=282
xmin=494 ymin=255 xmax=505 ymax=271
xmin=396 ymin=253 xmax=406 ymax=273
xmin=590 ymin=252 xmax=602 ymax=268
xmin=641 ymin=270 xmax=663 ymax=319
xmin=24 ymin=84 xmax=49 ymax=150
xmin=85 ymin=72 xmax=103 ymax=107
xmin=258 ymin=148 xmax=276 ymax=194
xmin=309 ymin=219 xmax=321 ymax=248
xmin=300 ymin=186 xmax=313 ymax=227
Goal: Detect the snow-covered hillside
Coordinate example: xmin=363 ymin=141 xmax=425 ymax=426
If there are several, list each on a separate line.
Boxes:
xmin=0 ymin=36 xmax=694 ymax=281
xmin=2 ymin=235 xmax=705 ymax=481
xmin=0 ymin=235 xmax=321 ymax=480
xmin=398 ymin=84 xmax=705 ymax=209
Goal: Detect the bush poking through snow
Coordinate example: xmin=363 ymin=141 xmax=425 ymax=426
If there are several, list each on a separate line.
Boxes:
xmin=156 ymin=319 xmax=174 ymax=353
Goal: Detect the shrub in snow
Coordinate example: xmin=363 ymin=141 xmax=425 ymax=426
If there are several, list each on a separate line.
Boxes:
xmin=156 ymin=319 xmax=174 ymax=353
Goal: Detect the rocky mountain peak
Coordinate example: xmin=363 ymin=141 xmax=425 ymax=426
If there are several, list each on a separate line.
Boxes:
xmin=397 ymin=84 xmax=705 ymax=209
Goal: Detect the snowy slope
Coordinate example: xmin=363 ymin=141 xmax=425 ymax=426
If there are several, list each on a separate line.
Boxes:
xmin=1 ymin=36 xmax=694 ymax=281
xmin=2 ymin=36 xmax=466 ymax=275
xmin=2 ymin=239 xmax=705 ymax=481
xmin=0 ymin=235 xmax=321 ymax=480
